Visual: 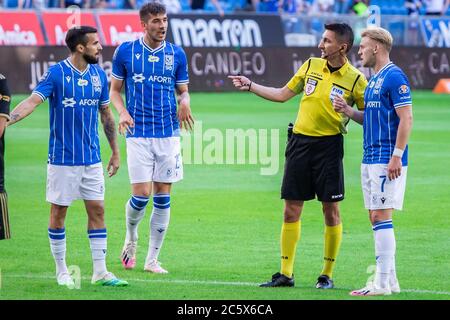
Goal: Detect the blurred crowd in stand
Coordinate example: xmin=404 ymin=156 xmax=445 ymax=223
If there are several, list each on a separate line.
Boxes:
xmin=1 ymin=0 xmax=449 ymax=16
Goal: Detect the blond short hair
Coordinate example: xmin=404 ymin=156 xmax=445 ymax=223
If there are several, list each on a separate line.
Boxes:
xmin=361 ymin=27 xmax=393 ymax=52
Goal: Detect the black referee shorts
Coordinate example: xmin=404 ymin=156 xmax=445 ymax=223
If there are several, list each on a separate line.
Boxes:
xmin=0 ymin=191 xmax=10 ymax=240
xmin=281 ymin=133 xmax=344 ymax=202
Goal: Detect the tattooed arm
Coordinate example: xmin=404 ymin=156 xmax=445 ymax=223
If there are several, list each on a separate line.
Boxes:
xmin=99 ymin=104 xmax=120 ymax=177
xmin=8 ymin=94 xmax=43 ymax=126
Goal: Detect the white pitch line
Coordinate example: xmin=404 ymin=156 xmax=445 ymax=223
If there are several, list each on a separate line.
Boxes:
xmin=3 ymin=274 xmax=450 ymax=296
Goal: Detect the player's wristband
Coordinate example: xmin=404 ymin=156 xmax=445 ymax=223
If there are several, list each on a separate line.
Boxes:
xmin=392 ymin=148 xmax=404 ymax=158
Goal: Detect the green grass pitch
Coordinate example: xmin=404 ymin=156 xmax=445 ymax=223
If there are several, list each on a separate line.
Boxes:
xmin=0 ymin=91 xmax=449 ymax=300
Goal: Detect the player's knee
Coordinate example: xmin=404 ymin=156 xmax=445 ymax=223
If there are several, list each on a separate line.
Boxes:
xmin=50 ymin=204 xmax=68 ymax=224
xmin=132 ymin=183 xmax=152 ymax=198
xmin=322 ymin=206 xmax=341 ymax=226
xmin=370 ymin=210 xmax=392 ymax=225
xmin=283 ymin=201 xmax=302 ymax=222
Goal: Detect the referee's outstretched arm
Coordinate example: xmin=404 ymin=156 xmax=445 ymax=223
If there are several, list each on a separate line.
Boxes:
xmin=228 ymin=75 xmax=297 ymax=103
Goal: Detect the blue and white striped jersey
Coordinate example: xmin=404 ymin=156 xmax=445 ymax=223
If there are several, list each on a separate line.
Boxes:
xmin=33 ymin=59 xmax=110 ymax=166
xmin=362 ymin=62 xmax=412 ymax=166
xmin=111 ymin=38 xmax=189 ymax=138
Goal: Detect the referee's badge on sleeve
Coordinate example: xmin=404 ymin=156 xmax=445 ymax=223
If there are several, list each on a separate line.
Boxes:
xmin=305 ymin=78 xmax=318 ymax=96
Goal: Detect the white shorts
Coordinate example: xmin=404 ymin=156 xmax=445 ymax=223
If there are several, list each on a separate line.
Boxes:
xmin=46 ymin=163 xmax=105 ymax=206
xmin=361 ymin=163 xmax=408 ymax=211
xmin=126 ymin=137 xmax=183 ymax=184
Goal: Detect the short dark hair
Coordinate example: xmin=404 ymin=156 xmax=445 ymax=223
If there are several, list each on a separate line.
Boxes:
xmin=139 ymin=1 xmax=166 ymax=22
xmin=324 ymin=23 xmax=354 ymax=53
xmin=65 ymin=26 xmax=98 ymax=53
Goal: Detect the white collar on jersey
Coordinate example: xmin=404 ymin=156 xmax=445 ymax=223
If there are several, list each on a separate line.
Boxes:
xmin=374 ymin=61 xmax=393 ymax=77
xmin=64 ymin=58 xmax=91 ymax=76
xmin=140 ymin=37 xmax=166 ymax=54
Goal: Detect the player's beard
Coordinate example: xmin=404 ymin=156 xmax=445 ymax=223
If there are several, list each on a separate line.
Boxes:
xmin=83 ymin=53 xmax=99 ymax=65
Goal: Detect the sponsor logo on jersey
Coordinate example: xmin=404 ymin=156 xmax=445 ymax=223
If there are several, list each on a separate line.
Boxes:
xmin=62 ymin=97 xmax=76 ymax=108
xmin=79 ymin=99 xmax=99 ymax=106
xmin=398 ymin=84 xmax=410 ymax=94
xmin=132 ymin=73 xmax=145 ymax=83
xmin=310 ymin=71 xmax=323 ymax=79
xmin=305 ymin=78 xmax=318 ymax=96
xmin=148 ymin=75 xmax=172 ymax=84
xmin=148 ymin=55 xmax=159 ymax=63
xmin=135 ymin=53 xmax=141 ymax=60
xmin=77 ymin=78 xmax=88 ymax=87
xmin=366 ymin=101 xmax=381 ymax=108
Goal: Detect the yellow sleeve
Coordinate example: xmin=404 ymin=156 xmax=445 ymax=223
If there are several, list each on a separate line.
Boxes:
xmin=353 ymin=73 xmax=368 ymax=110
xmin=286 ymin=59 xmax=310 ymax=94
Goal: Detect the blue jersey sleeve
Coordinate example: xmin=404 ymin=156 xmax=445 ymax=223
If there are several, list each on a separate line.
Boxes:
xmin=175 ymin=47 xmax=189 ymax=85
xmin=112 ymin=44 xmax=127 ymax=80
xmin=32 ymin=68 xmax=55 ymax=101
xmin=388 ymin=70 xmax=412 ymax=109
xmin=100 ymin=70 xmax=110 ymax=106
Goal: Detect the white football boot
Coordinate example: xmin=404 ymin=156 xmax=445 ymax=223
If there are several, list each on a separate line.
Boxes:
xmin=350 ymin=282 xmax=392 ymax=296
xmin=144 ymin=259 xmax=168 ymax=274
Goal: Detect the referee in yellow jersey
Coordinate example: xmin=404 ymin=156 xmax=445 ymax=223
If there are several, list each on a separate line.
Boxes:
xmin=229 ymin=23 xmax=367 ymax=289
xmin=0 ymin=73 xmax=11 ymax=240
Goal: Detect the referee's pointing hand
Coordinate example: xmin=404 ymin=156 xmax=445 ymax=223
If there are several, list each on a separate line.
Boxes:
xmin=228 ymin=75 xmax=252 ymax=91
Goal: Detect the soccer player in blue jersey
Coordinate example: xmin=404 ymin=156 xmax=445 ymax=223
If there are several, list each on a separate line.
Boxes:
xmin=9 ymin=26 xmax=128 ymax=287
xmin=333 ymin=27 xmax=413 ymax=296
xmin=110 ymin=2 xmax=194 ymax=273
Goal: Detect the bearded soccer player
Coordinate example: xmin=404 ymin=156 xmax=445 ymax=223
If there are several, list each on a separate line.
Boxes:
xmin=229 ymin=23 xmax=367 ymax=289
xmin=334 ymin=27 xmax=413 ymax=296
xmin=110 ymin=2 xmax=194 ymax=274
xmin=9 ymin=26 xmax=128 ymax=287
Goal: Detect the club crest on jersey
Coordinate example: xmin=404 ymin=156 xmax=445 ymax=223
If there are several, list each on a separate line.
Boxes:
xmin=91 ymin=75 xmax=102 ymax=92
xmin=375 ymin=78 xmax=383 ymax=89
xmin=148 ymin=55 xmax=159 ymax=63
xmin=330 ymin=86 xmax=344 ymax=102
xmin=398 ymin=84 xmax=409 ymax=94
xmin=165 ymin=55 xmax=174 ymax=70
xmin=91 ymin=75 xmax=100 ymax=86
xmin=77 ymin=78 xmax=88 ymax=87
xmin=305 ymin=78 xmax=318 ymax=96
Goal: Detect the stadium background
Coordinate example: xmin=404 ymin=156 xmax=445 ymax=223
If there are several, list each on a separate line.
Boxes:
xmin=0 ymin=0 xmax=449 ymax=301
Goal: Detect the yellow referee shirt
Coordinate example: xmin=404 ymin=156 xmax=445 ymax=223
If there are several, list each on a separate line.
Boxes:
xmin=287 ymin=57 xmax=367 ymax=136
